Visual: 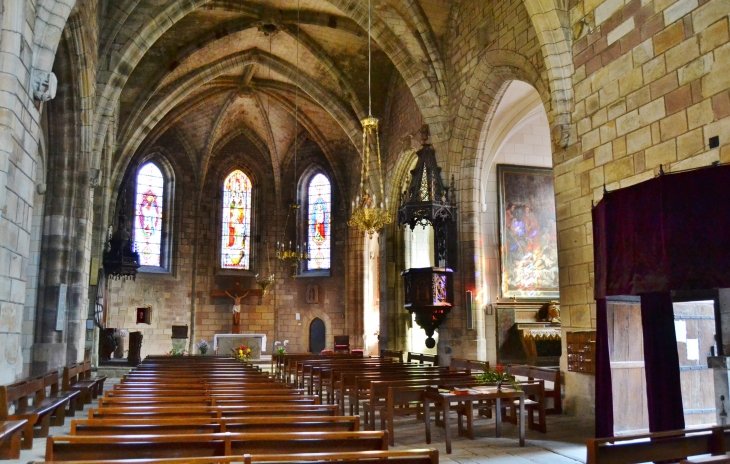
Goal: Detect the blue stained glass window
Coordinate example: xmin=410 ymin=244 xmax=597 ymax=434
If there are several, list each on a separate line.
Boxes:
xmin=221 ymin=170 xmax=252 ymax=269
xmin=134 ymin=163 xmax=164 ymax=267
xmin=307 ymin=173 xmax=331 ymax=270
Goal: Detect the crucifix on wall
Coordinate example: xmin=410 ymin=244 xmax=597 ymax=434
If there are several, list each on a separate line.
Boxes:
xmin=210 ymin=277 xmax=262 ymax=334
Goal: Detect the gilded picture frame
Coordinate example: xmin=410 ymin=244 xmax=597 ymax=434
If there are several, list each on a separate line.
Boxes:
xmin=497 ymin=164 xmax=560 ymax=300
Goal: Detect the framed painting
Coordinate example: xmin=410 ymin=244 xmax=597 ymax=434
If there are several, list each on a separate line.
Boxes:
xmin=497 ymin=164 xmax=559 ymax=300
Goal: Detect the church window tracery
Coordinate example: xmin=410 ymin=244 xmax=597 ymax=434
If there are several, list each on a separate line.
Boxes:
xmin=133 ymin=162 xmax=164 ymax=267
xmin=307 ymin=173 xmax=331 ymax=270
xmin=221 ymin=170 xmax=252 ymax=269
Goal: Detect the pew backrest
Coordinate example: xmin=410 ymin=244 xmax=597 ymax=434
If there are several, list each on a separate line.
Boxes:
xmin=406 ymin=353 xmax=438 ymax=366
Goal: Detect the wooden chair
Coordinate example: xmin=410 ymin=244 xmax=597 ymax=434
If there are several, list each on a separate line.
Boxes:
xmin=334 ymin=336 xmax=350 ymax=354
xmin=407 ymin=353 xmax=438 ymax=366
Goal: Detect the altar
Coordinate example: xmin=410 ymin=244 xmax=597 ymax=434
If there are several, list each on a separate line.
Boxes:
xmin=213 ymin=333 xmax=267 ymax=360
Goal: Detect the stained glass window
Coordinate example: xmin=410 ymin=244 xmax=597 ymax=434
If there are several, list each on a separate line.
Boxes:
xmin=307 ymin=173 xmax=331 ymax=270
xmin=221 ymin=170 xmax=252 ymax=269
xmin=133 ymin=163 xmax=164 ymax=267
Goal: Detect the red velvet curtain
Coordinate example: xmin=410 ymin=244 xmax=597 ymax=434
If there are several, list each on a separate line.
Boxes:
xmin=640 ymin=292 xmax=685 ymax=432
xmin=592 ymin=165 xmax=730 ymax=438
xmin=594 ymin=298 xmax=614 ymax=438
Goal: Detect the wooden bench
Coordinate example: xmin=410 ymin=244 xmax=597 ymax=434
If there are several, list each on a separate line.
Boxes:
xmin=88 ymin=404 xmax=339 ymax=419
xmin=587 ymin=425 xmax=730 ymax=464
xmin=97 ymin=395 xmax=320 ymax=407
xmin=44 ymin=371 xmax=81 ymax=417
xmin=0 ymin=419 xmax=27 ymax=458
xmin=46 ymin=431 xmax=390 ymax=460
xmin=30 ymin=449 xmax=439 ymax=464
xmin=105 ymin=388 xmax=305 ymax=397
xmin=70 ymin=416 xmax=361 ymax=436
xmin=450 ymin=359 xmax=488 ymax=374
xmin=407 ymin=353 xmax=438 ymax=366
xmin=507 ymin=365 xmax=562 ymax=414
xmin=0 ymin=377 xmax=70 ymax=449
xmin=380 ymin=350 xmax=404 ymax=363
xmin=63 ymin=362 xmax=106 ymax=405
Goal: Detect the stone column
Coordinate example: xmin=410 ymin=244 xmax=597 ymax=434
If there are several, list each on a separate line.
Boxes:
xmin=32 ymin=48 xmax=93 ymax=374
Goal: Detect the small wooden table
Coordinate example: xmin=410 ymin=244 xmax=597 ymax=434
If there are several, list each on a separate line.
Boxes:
xmin=423 ymin=386 xmax=525 ymax=453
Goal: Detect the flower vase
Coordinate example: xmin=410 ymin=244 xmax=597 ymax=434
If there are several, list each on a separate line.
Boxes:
xmin=496 ymin=380 xmax=503 ymax=391
xmin=200 ymin=347 xmax=207 ymax=355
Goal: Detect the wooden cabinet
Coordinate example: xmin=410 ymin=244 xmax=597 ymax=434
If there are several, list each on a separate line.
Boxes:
xmin=567 ymin=330 xmax=596 ymax=373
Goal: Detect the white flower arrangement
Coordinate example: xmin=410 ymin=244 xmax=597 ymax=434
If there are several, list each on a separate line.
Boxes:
xmin=274 ymin=339 xmax=289 ymax=355
xmin=197 ymin=339 xmax=209 ymax=354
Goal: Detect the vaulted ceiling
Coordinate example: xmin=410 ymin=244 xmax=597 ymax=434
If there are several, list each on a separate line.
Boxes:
xmin=101 ymin=0 xmax=451 ymax=194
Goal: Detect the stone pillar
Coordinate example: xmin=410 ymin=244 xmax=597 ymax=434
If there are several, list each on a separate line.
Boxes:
xmin=32 ymin=41 xmax=93 ymax=373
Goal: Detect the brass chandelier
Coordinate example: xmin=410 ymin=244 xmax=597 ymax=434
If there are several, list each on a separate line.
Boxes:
xmin=347 ymin=0 xmax=392 ymax=237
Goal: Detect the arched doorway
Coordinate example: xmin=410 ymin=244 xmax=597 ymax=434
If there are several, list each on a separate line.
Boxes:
xmin=309 ymin=318 xmax=326 ymax=353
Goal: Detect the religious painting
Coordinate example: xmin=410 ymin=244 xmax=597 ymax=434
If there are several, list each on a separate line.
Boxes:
xmin=133 ymin=162 xmax=164 ymax=266
xmin=497 ymin=165 xmax=559 ymax=299
xmin=221 ymin=170 xmax=252 ymax=269
xmin=307 ymin=173 xmax=331 ymax=270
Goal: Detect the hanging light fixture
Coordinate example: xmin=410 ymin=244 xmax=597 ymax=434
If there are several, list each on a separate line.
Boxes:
xmin=256 ymin=238 xmax=275 ymax=296
xmin=347 ymin=0 xmax=393 ymax=237
xmin=275 ymin=0 xmax=309 ymax=273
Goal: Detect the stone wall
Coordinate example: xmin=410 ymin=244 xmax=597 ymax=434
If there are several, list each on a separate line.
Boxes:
xmin=559 ymin=0 xmax=730 ymax=414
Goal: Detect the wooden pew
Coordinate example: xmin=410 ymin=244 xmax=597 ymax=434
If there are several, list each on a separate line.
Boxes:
xmin=63 ymin=362 xmax=106 ymax=405
xmin=46 ymin=431 xmax=390 ymax=461
xmin=97 ymin=395 xmax=320 ymax=407
xmin=105 ymin=388 xmax=305 ymax=397
xmin=407 ymin=353 xmax=438 ymax=366
xmin=449 ymin=359 xmax=488 ymax=374
xmin=0 ymin=377 xmax=70 ymax=449
xmin=0 ymin=419 xmax=27 ymax=458
xmin=380 ymin=350 xmax=404 ymax=363
xmin=362 ymin=377 xmax=478 ymax=429
xmin=507 ymin=365 xmax=562 ymax=414
xmin=29 ymin=449 xmax=439 ymax=464
xmin=44 ymin=371 xmax=81 ymax=417
xmin=88 ymin=404 xmax=339 ymax=419
xmin=276 ymin=353 xmax=363 ymax=383
xmin=335 ymin=368 xmax=462 ymax=414
xmin=586 ymin=425 xmax=730 ymax=464
xmin=70 ymin=416 xmax=361 ymax=436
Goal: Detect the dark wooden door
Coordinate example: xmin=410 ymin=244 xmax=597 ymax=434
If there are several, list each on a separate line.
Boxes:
xmin=309 ymin=318 xmax=326 ymax=353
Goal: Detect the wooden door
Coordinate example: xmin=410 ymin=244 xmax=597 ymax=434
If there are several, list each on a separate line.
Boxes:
xmin=309 ymin=318 xmax=326 ymax=354
xmin=607 ymin=298 xmax=649 ymax=434
xmin=674 ymin=301 xmax=716 ymax=427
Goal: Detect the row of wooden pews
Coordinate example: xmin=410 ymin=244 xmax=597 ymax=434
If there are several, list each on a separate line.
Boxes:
xmin=0 ymin=360 xmax=105 ymax=458
xmin=40 ymin=355 xmax=439 ymax=464
xmin=273 ymin=351 xmax=548 ymax=448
